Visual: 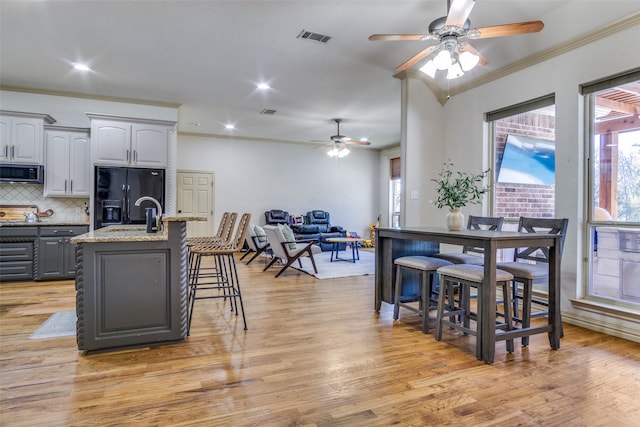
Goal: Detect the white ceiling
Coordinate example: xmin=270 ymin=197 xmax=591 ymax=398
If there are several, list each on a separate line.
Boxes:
xmin=1 ymin=1 xmax=638 ymax=150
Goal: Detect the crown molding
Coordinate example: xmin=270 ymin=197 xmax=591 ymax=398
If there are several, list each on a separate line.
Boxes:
xmin=0 ymin=85 xmax=182 ymax=109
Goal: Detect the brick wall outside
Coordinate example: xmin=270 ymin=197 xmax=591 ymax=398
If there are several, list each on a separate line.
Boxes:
xmin=494 ymin=112 xmax=556 ymax=220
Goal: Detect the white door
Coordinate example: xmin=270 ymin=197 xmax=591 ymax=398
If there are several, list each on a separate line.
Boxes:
xmin=177 ymin=170 xmax=214 ymax=237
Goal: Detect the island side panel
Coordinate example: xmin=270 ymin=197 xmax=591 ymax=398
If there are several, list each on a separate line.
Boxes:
xmin=375 ymin=228 xmax=439 ymax=310
xmin=75 ymin=222 xmax=188 ymax=352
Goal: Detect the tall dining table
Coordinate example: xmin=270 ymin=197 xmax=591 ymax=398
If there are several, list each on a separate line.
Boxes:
xmin=375 ymin=226 xmax=562 ymax=364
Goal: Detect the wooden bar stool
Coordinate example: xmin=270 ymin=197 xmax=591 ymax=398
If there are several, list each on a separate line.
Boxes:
xmin=393 ymin=256 xmax=453 ymax=333
xmin=435 ymin=264 xmax=515 ymax=359
xmin=187 ymin=213 xmax=250 ymax=335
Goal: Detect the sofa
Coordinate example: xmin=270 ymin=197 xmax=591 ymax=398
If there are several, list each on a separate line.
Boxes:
xmin=291 ymin=210 xmax=346 ymax=251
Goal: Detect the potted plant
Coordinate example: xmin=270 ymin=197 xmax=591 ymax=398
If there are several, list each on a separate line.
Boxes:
xmin=432 ymin=161 xmax=491 ymax=230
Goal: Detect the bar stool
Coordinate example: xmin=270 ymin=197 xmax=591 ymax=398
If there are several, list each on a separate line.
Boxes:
xmin=435 ymin=264 xmax=515 ymax=359
xmin=188 ymin=213 xmax=250 ymax=335
xmin=393 ymin=256 xmax=453 ymax=333
xmin=187 ymin=212 xmax=237 ymax=286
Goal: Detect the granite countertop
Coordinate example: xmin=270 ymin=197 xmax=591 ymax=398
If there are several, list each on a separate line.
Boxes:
xmin=71 ymin=215 xmax=205 ymax=243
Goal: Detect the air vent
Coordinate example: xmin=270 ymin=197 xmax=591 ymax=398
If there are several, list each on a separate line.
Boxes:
xmin=297 ymin=29 xmax=331 ymax=43
xmin=260 ymin=109 xmax=277 ymax=115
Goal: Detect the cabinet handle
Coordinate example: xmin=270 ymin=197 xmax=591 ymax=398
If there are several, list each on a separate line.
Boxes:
xmin=134 ymin=150 xmax=137 ymax=163
xmin=126 ymin=149 xmax=130 ymax=162
xmin=64 ymin=180 xmax=68 ymax=192
xmin=10 ymin=145 xmax=15 ymax=159
xmin=70 ymin=180 xmax=73 ymax=193
xmin=3 ymin=145 xmax=7 ymax=158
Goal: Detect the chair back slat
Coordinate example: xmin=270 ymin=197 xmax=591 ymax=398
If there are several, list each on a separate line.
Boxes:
xmin=464 ymin=215 xmax=504 ymax=255
xmin=230 ymin=213 xmax=252 ymax=251
xmin=220 ymin=212 xmax=238 ymax=244
xmin=513 ymin=217 xmax=569 ymax=263
xmin=214 ymin=212 xmax=230 ymax=239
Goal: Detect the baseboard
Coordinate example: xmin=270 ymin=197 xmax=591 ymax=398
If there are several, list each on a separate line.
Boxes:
xmin=562 ymin=311 xmax=640 ymax=343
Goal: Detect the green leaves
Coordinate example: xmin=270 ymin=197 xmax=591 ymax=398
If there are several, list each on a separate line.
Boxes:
xmin=431 ymin=161 xmax=491 ymax=210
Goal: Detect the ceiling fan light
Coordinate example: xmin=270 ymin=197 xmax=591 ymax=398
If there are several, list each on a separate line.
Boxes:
xmin=327 ymin=147 xmax=339 ymax=157
xmin=459 ymin=50 xmax=479 ymax=71
xmin=419 ymin=59 xmax=437 ymax=78
xmin=338 ymin=147 xmax=350 ymax=158
xmin=433 ymin=49 xmax=452 ymax=70
xmin=446 ymin=62 xmax=464 ymax=79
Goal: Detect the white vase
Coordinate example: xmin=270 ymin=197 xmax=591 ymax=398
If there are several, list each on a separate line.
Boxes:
xmin=446 ymin=208 xmax=465 ymax=231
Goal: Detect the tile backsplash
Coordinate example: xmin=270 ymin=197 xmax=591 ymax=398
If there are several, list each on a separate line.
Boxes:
xmin=0 ymin=183 xmax=89 ymax=223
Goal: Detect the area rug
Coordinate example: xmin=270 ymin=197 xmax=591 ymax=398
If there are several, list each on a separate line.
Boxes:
xmin=29 ymin=311 xmax=76 ymax=339
xmin=290 ymin=250 xmax=375 ymax=279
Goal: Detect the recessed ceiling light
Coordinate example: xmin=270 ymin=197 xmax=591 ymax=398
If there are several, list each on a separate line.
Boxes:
xmin=225 ymin=124 xmax=235 ymax=130
xmin=73 ymin=63 xmax=91 ymax=71
xmin=257 ymin=83 xmax=270 ymax=90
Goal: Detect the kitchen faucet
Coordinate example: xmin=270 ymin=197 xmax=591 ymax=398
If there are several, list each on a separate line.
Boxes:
xmin=134 ymin=196 xmax=163 ymax=231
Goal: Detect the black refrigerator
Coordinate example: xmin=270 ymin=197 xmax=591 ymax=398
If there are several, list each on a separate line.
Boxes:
xmin=94 ymin=166 xmax=165 ymax=229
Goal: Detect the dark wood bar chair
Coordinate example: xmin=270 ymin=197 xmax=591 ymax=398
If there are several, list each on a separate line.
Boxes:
xmin=435 ymin=264 xmax=515 ymax=359
xmin=393 ymin=256 xmax=453 ymax=333
xmin=433 ymin=215 xmax=504 ymax=265
xmin=187 ymin=213 xmax=251 ymax=335
xmin=497 ymin=217 xmax=569 ymax=345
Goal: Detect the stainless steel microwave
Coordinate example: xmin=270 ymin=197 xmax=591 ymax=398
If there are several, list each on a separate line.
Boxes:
xmin=0 ymin=164 xmax=44 ymax=183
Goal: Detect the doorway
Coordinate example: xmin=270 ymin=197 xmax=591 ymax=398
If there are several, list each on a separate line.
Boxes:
xmin=176 ymin=170 xmax=215 ymax=237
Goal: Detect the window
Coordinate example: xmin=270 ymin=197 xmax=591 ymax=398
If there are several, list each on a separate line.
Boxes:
xmin=486 ymin=95 xmax=556 ymax=226
xmin=582 ymin=69 xmax=640 ymax=309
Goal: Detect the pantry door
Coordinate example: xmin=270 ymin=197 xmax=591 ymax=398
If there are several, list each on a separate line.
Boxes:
xmin=176 ymin=170 xmax=214 ymax=237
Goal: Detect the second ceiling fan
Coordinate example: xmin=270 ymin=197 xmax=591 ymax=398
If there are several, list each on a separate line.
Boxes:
xmin=323 ymin=119 xmax=371 ymax=158
xmin=369 ymin=0 xmax=544 ymax=78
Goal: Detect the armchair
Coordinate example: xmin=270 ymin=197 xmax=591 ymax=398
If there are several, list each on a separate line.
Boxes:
xmin=291 ymin=210 xmax=346 ymax=251
xmin=264 ymin=209 xmax=290 ymax=225
xmin=262 ymin=225 xmax=320 ymax=277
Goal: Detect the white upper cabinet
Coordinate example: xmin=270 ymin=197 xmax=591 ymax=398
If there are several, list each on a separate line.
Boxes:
xmin=44 ymin=127 xmax=91 ymax=197
xmin=0 ymin=111 xmax=56 ymax=165
xmin=89 ymin=115 xmax=173 ymax=168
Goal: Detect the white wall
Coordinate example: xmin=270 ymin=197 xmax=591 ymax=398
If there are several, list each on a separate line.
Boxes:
xmin=177 ymin=134 xmax=381 ymax=237
xmin=404 ymin=23 xmax=640 ymax=341
xmin=403 ymin=78 xmax=446 ymax=227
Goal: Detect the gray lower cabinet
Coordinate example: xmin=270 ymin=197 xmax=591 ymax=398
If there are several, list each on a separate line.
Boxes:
xmin=0 ymin=227 xmax=37 ymax=281
xmin=75 ymin=221 xmax=187 ymax=352
xmin=37 ymin=226 xmax=88 ymax=280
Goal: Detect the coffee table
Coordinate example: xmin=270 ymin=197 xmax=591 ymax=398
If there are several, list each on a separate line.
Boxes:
xmin=326 ymin=237 xmax=365 ymax=263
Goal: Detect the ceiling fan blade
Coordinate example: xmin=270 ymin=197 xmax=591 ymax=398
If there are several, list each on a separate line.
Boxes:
xmin=459 ymin=43 xmax=488 ymax=66
xmin=445 ymin=0 xmax=476 ymax=27
xmin=473 ymin=21 xmax=544 ymax=39
xmin=369 ymin=34 xmax=429 ymax=41
xmin=313 ymin=142 xmax=333 ymax=149
xmin=346 ymin=140 xmax=371 ymax=146
xmin=395 ymin=46 xmax=439 ymax=72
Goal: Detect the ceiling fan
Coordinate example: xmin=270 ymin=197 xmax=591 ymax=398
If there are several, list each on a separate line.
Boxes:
xmin=321 ymin=119 xmax=371 ymax=158
xmin=369 ymin=0 xmax=544 ymax=78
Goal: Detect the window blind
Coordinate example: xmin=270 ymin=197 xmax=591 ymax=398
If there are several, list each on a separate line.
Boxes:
xmin=390 ymin=157 xmax=401 ymax=179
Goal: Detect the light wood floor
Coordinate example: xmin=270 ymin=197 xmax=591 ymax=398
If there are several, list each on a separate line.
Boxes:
xmin=1 ymin=254 xmax=640 ymax=426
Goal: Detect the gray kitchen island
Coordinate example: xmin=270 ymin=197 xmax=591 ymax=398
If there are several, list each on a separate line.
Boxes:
xmin=72 ymin=216 xmax=203 ymax=353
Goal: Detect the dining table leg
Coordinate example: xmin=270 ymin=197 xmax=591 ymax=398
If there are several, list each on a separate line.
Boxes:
xmin=548 ymin=243 xmax=562 ymax=349
xmin=482 ymin=241 xmax=498 ymax=364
